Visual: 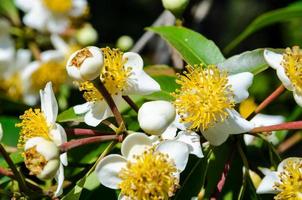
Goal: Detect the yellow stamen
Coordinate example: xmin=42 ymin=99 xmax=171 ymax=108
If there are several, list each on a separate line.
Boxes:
xmin=16 ymin=109 xmax=50 ymax=148
xmin=31 ymin=61 xmax=66 ymax=93
xmin=42 ymin=0 xmax=72 ymax=13
xmin=23 ymin=147 xmax=47 ymax=176
xmin=274 ymin=159 xmax=302 ymax=200
xmin=1 ymin=73 xmax=23 ymax=101
xmin=282 ymin=46 xmax=302 ymax=94
xmin=79 ymin=47 xmax=131 ymax=102
xmin=70 ymin=47 xmax=92 ymax=68
xmin=119 ymin=149 xmax=179 ymax=200
xmin=172 ymin=65 xmax=235 ymax=131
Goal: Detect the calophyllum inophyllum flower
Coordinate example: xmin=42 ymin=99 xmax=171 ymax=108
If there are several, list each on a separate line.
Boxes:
xmin=138 ymin=100 xmax=203 ymax=158
xmin=15 ymin=0 xmax=87 ymax=33
xmin=257 ymin=157 xmax=302 ymax=199
xmin=95 ymin=132 xmax=190 ymax=200
xmin=16 ymin=82 xmax=67 ymax=197
xmin=73 ymin=47 xmax=160 ymax=127
xmin=264 ymin=46 xmax=302 ymax=107
xmin=172 ymin=64 xmax=254 ymax=146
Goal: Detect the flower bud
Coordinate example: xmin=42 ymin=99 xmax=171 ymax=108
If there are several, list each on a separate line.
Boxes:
xmin=138 ymin=100 xmax=176 ymax=135
xmin=116 ymin=35 xmax=134 ymax=51
xmin=162 ymin=0 xmax=189 ymax=16
xmin=24 ymin=137 xmax=60 ymax=180
xmin=76 ymin=24 xmax=98 ymax=46
xmin=66 ymin=46 xmax=103 ymax=81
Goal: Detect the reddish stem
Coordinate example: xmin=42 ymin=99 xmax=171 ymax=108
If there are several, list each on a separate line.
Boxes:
xmin=247 ymin=85 xmax=285 ymax=120
xmin=251 ymin=121 xmax=302 ymax=133
xmin=0 ymin=167 xmax=13 ymax=177
xmin=60 ymin=135 xmax=123 ymax=152
xmin=122 ymin=96 xmax=139 ymax=112
xmin=65 ymin=128 xmax=115 ymax=136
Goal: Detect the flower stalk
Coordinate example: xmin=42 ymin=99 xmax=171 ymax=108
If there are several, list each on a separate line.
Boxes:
xmin=251 ymin=120 xmax=302 ymax=133
xmin=122 ymin=95 xmax=139 ymax=112
xmin=65 ymin=128 xmax=115 ymax=136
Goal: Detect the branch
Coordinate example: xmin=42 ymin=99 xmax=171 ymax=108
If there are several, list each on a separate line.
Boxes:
xmin=251 ymin=120 xmax=302 ymax=133
xmin=122 ymin=96 xmax=139 ymax=112
xmin=65 ymin=128 xmax=115 ymax=136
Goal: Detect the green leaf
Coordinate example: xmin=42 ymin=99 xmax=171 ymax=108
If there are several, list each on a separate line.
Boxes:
xmin=218 ymin=49 xmax=268 ymax=75
xmin=0 ymin=151 xmax=23 ymax=168
xmin=149 ymin=26 xmax=225 ymax=65
xmin=57 ymin=107 xmax=83 ymax=123
xmin=0 ymin=0 xmax=20 ymax=26
xmin=0 ymin=116 xmax=20 ymax=146
xmin=224 ymin=2 xmax=302 ymax=53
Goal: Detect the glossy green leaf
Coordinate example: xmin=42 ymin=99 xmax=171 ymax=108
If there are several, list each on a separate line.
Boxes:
xmin=0 ymin=116 xmax=20 ymax=146
xmin=218 ymin=49 xmax=268 ymax=75
xmin=57 ymin=107 xmax=83 ymax=123
xmin=149 ymin=26 xmax=225 ymax=65
xmin=0 ymin=0 xmax=20 ymax=26
xmin=224 ymin=2 xmax=302 ymax=53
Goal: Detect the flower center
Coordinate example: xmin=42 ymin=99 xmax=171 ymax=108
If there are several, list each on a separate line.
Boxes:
xmin=172 ymin=65 xmax=235 ymax=131
xmin=1 ymin=73 xmax=23 ymax=101
xmin=70 ymin=47 xmax=92 ymax=68
xmin=23 ymin=146 xmax=47 ymax=176
xmin=274 ymin=159 xmax=302 ymax=200
xmin=16 ymin=109 xmax=50 ymax=148
xmin=31 ymin=61 xmax=66 ymax=93
xmin=119 ymin=149 xmax=179 ymax=200
xmin=42 ymin=0 xmax=72 ymax=13
xmin=79 ymin=47 xmax=131 ymax=102
xmin=282 ymin=46 xmax=302 ymax=94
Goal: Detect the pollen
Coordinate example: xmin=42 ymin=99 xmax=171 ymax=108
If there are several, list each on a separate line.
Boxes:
xmin=42 ymin=0 xmax=72 ymax=13
xmin=70 ymin=47 xmax=93 ymax=68
xmin=31 ymin=61 xmax=67 ymax=93
xmin=119 ymin=149 xmax=179 ymax=200
xmin=282 ymin=46 xmax=302 ymax=94
xmin=23 ymin=146 xmax=47 ymax=176
xmin=172 ymin=65 xmax=235 ymax=131
xmin=16 ymin=109 xmax=50 ymax=148
xmin=1 ymin=73 xmax=23 ymax=101
xmin=273 ymin=159 xmax=302 ymax=200
xmin=79 ymin=47 xmax=131 ymax=102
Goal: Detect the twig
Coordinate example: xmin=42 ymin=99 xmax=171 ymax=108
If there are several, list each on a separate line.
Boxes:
xmin=237 ymin=140 xmax=250 ymax=200
xmin=251 ymin=120 xmax=302 ymax=133
xmin=0 ymin=167 xmax=13 ymax=177
xmin=60 ymin=135 xmax=123 ymax=153
xmin=277 ymin=132 xmax=302 ymax=153
xmin=28 ymin=42 xmax=41 ymax=61
xmin=65 ymin=128 xmax=115 ymax=136
xmin=122 ymin=96 xmax=139 ymax=112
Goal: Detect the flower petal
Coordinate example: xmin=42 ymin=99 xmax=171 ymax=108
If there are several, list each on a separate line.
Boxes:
xmin=70 ymin=0 xmax=87 ymax=17
xmin=51 ymin=34 xmax=69 ymax=54
xmin=156 ymin=140 xmax=189 ymax=172
xmin=23 ymin=4 xmax=49 ymax=32
xmin=123 ymin=52 xmax=143 ymax=71
xmin=251 ymin=114 xmax=285 ymax=127
xmin=95 ymin=154 xmax=127 ymax=189
xmin=256 ymin=171 xmax=279 ymax=194
xmin=176 ymin=131 xmax=203 ymax=158
xmin=201 ymin=109 xmax=255 ymax=146
xmin=293 ymin=92 xmax=302 ymax=107
xmin=47 ymin=15 xmax=69 ymax=34
xmin=121 ymin=132 xmax=153 ymax=160
xmin=40 ymin=82 xmax=58 ymax=124
xmin=41 ymin=50 xmax=64 ymax=62
xmin=54 ymin=163 xmax=64 ymax=197
xmin=84 ymin=101 xmax=113 ymax=127
xmin=228 ymin=72 xmax=253 ymax=103
xmin=73 ymin=102 xmax=91 ymax=114
xmin=277 ymin=157 xmax=302 ymax=172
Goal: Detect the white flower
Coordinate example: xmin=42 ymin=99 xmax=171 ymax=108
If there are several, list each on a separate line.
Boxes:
xmin=74 ymin=48 xmax=160 ymax=127
xmin=162 ymin=0 xmax=189 ymax=15
xmin=244 ymin=114 xmax=285 ymax=145
xmin=17 ymin=82 xmax=67 ymax=196
xmin=76 ymin=23 xmax=98 ymax=46
xmin=15 ymin=0 xmax=87 ymax=33
xmin=24 ymin=137 xmax=60 ymax=179
xmin=257 ymin=157 xmax=302 ymax=199
xmin=66 ymin=46 xmax=103 ymax=81
xmin=264 ymin=47 xmax=302 ymax=107
xmin=95 ymin=132 xmax=190 ymax=200
xmin=138 ymin=100 xmax=203 ymax=158
xmin=21 ymin=50 xmax=66 ymax=105
xmin=173 ymin=65 xmax=255 ymax=146
xmin=116 ymin=35 xmax=134 ymax=51
xmin=0 ymin=19 xmax=15 ymax=75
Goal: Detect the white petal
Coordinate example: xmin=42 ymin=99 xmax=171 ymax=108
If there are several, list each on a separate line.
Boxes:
xmin=264 ymin=50 xmax=293 ymax=90
xmin=54 ymin=163 xmax=64 ymax=197
xmin=95 ymin=154 xmax=127 ymax=189
xmin=251 ymin=114 xmax=285 ymax=127
xmin=243 ymin=134 xmax=255 ymax=145
xmin=176 ymin=131 xmax=203 ymax=158
xmin=15 ymin=49 xmax=32 ymax=70
xmin=201 ymin=109 xmax=255 ymax=146
xmin=138 ymin=100 xmax=176 ymax=135
xmin=49 ymin=124 xmax=67 ymax=146
xmin=228 ymin=72 xmax=253 ymax=103
xmin=51 ymin=34 xmax=69 ymax=54
xmin=156 ymin=140 xmax=189 ymax=172
xmin=23 ymin=5 xmax=49 ymax=32
xmin=25 ymin=137 xmax=59 ymax=160
xmin=123 ymin=52 xmax=143 ymax=71
xmin=256 ymin=171 xmax=279 ymax=194
xmin=293 ymin=92 xmax=302 ymax=107
xmin=40 ymin=82 xmax=58 ymax=124
xmin=66 ymin=66 xmax=83 ymax=81
xmin=121 ymin=132 xmax=153 ymax=160
xmin=41 ymin=50 xmax=64 ymax=62
xmin=161 ymin=124 xmax=178 ymax=140
xmin=70 ymin=0 xmax=87 ymax=17
xmin=15 ymin=0 xmax=36 ymax=11
xmin=124 ymin=69 xmax=160 ymax=95
xmin=73 ymin=102 xmax=91 ymax=114
xmin=83 ymin=101 xmax=113 ymax=127
xmin=47 ymin=16 xmax=69 ymax=34
xmin=23 ymin=93 xmax=39 ymax=106
xmin=38 ymin=159 xmax=60 ymax=179
xmin=277 ymin=157 xmax=302 ymax=172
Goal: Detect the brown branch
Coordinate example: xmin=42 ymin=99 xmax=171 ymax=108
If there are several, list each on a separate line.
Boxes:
xmin=277 ymin=132 xmax=302 ymax=153
xmin=0 ymin=167 xmax=13 ymax=177
xmin=122 ymin=96 xmax=139 ymax=112
xmin=65 ymin=128 xmax=115 ymax=136
xmin=251 ymin=121 xmax=302 ymax=133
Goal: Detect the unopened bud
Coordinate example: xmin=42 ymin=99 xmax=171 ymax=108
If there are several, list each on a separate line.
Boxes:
xmin=24 ymin=137 xmax=60 ymax=179
xmin=138 ymin=100 xmax=176 ymax=135
xmin=76 ymin=24 xmax=98 ymax=46
xmin=116 ymin=35 xmax=133 ymax=51
xmin=162 ymin=0 xmax=189 ymax=16
xmin=66 ymin=46 xmax=103 ymax=81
